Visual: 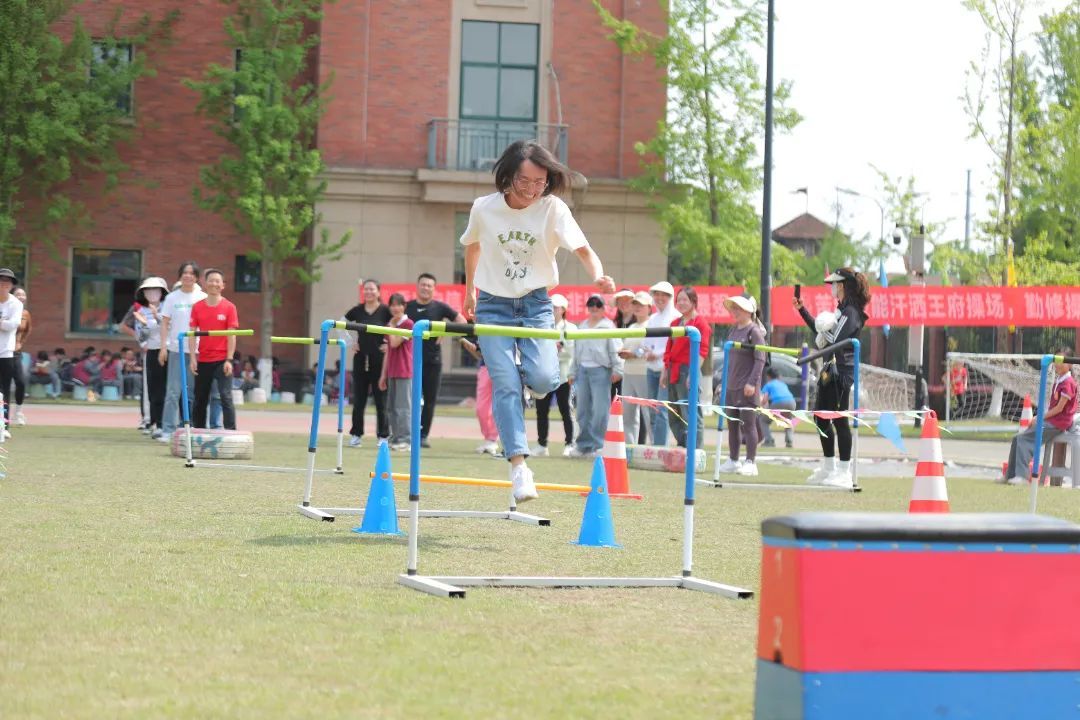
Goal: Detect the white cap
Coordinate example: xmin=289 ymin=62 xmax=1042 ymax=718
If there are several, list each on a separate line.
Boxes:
xmin=649 ymin=281 xmax=675 ymax=296
xmin=612 ymin=288 xmax=635 ymax=300
xmin=632 ymin=291 xmax=654 ymax=306
xmin=724 ymin=295 xmax=757 ymax=314
xmin=550 ymin=293 xmax=569 ymax=308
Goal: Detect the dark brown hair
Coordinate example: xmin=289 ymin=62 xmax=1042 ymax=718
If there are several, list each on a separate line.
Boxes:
xmin=177 ymin=261 xmax=201 ymax=280
xmin=837 ymin=267 xmax=871 ymax=312
xmin=678 ymin=286 xmax=699 ymax=309
xmin=493 ymin=140 xmax=571 ymax=196
xmin=203 ymin=268 xmax=224 ymax=282
xmin=388 ymin=293 xmax=406 ymax=307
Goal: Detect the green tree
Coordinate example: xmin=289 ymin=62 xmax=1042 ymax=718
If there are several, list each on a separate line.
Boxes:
xmin=187 ymin=0 xmax=350 ymax=381
xmin=593 ymin=0 xmax=801 ymax=288
xmin=0 ymin=1 xmax=175 ymax=250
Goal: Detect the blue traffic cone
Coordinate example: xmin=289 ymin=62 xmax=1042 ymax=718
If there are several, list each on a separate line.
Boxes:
xmin=354 ymin=441 xmax=404 ymax=536
xmin=573 ymin=456 xmax=622 ymax=548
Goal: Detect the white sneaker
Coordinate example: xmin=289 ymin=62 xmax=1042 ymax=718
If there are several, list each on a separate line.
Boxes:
xmin=562 ymin=445 xmax=576 ymax=457
xmin=737 ymin=460 xmax=759 ymax=477
xmin=475 ymin=440 xmax=499 ymax=455
xmin=391 ymin=442 xmax=409 ymax=451
xmin=1007 ymin=475 xmax=1028 ymax=486
xmin=349 ymin=435 xmax=363 ymax=448
xmin=14 ymin=410 xmax=26 ymax=427
xmin=823 ymin=461 xmax=854 ymax=489
xmin=807 ymin=457 xmax=837 ymax=485
xmin=1 ymin=429 xmax=10 ymax=440
xmin=529 ymin=444 xmax=549 ymax=457
xmin=510 ymin=463 xmax=539 ymax=502
xmin=155 ymin=433 xmax=172 ymax=444
xmin=566 ymin=446 xmax=591 ymax=458
xmin=717 ymin=458 xmax=743 ymax=474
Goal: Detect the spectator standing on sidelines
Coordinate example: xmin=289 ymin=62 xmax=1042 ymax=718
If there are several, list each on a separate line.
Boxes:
xmin=188 ymin=269 xmax=239 ymax=430
xmin=642 ymin=281 xmax=678 ymax=446
xmin=158 ymin=262 xmax=206 ymax=442
xmin=716 ymin=294 xmax=766 ymax=476
xmin=616 ymin=291 xmax=653 ymax=446
xmin=11 ymin=287 xmax=29 ymax=426
xmin=0 ymin=269 xmax=23 ymax=436
xmin=131 ymin=277 xmax=168 ymax=436
xmin=379 ymin=293 xmax=414 ymax=451
xmin=405 ymin=273 xmax=465 ymax=448
xmin=662 ymin=287 xmax=712 ymax=450
xmin=344 ymin=279 xmax=391 ymax=448
xmin=531 ymin=293 xmax=575 ymax=457
xmin=460 ymin=335 xmax=500 ymax=456
xmin=570 ymin=295 xmax=624 ymax=457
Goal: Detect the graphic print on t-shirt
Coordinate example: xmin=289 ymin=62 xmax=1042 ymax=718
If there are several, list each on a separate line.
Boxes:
xmin=498 ymin=229 xmax=538 ymax=281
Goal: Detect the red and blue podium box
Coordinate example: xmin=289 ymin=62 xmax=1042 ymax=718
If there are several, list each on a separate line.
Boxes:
xmin=754 ymin=512 xmax=1080 ymax=720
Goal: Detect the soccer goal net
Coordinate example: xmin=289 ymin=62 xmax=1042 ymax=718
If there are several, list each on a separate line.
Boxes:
xmin=859 ymin=364 xmax=918 ymax=418
xmin=944 ymin=353 xmax=1044 ymax=423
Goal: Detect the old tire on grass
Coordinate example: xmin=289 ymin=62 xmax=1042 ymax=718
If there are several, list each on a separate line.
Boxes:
xmin=170 ymin=429 xmax=254 ymax=460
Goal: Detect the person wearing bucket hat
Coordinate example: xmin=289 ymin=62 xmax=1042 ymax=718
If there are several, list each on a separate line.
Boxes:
xmin=793 ymin=266 xmax=870 ymax=487
xmin=716 ymin=294 xmax=767 ymax=476
xmin=642 ymin=280 xmax=679 ymax=445
xmin=0 ymin=268 xmax=22 ymax=436
xmin=531 ymin=293 xmax=576 ymax=457
xmin=460 ymin=139 xmax=616 ymax=502
xmin=125 ymin=277 xmax=170 ymax=437
xmin=617 ymin=291 xmax=654 ymax=444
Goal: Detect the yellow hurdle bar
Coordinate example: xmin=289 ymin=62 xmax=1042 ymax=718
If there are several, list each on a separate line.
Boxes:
xmin=370 ymin=471 xmax=591 ymax=494
xmin=271 ymin=336 xmax=346 ymax=346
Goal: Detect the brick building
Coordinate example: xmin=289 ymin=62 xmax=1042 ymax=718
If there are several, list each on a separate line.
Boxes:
xmin=24 ymin=1 xmax=668 ymax=378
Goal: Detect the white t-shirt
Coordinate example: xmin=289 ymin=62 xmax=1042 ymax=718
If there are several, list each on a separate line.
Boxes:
xmin=459 ymin=192 xmax=588 ymax=298
xmin=0 ymin=296 xmax=24 ymax=358
xmin=643 ymin=302 xmax=680 ymax=372
xmin=160 ymin=287 xmax=208 ymax=352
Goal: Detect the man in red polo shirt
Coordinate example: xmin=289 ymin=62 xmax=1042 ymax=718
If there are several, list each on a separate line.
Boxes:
xmin=188 ymin=268 xmax=240 ymax=429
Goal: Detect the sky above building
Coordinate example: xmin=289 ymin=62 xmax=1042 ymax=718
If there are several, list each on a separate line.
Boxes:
xmin=763 ymin=0 xmax=1064 ymax=269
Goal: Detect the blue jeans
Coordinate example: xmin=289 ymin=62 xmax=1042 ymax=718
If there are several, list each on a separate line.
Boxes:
xmin=646 ymin=368 xmax=669 ymax=446
xmin=209 ymin=393 xmax=223 ymax=429
xmin=161 ymin=351 xmax=194 ymax=435
xmin=476 ymin=289 xmax=561 ymax=460
xmin=574 ymin=365 xmax=613 ymax=453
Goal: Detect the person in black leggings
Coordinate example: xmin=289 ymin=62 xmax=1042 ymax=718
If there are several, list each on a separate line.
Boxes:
xmin=795 ymin=267 xmax=870 ymax=488
xmin=532 ymin=294 xmax=575 ymax=456
xmin=0 ymin=268 xmax=24 ymax=435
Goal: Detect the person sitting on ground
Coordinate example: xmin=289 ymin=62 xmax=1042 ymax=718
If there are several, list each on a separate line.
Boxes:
xmin=121 ymin=348 xmax=143 ymax=399
xmin=1003 ymin=348 xmax=1078 ymax=484
xmin=240 ymin=359 xmax=259 ymax=393
xmin=759 ymin=366 xmax=796 ymax=449
xmin=72 ymin=350 xmax=102 ymax=392
xmin=98 ymin=350 xmax=123 ymax=395
xmin=29 ymin=350 xmax=60 ymax=398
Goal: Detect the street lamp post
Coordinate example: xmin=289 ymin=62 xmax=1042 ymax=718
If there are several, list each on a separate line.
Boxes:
xmin=760 ymin=0 xmax=776 ymax=328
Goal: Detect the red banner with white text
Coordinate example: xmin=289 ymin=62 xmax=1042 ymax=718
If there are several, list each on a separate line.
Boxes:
xmin=771 ymin=285 xmax=1080 ymax=327
xmin=368 ymin=283 xmax=1080 ymax=327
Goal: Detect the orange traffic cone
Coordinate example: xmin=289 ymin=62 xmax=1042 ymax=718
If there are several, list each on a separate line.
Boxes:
xmin=598 ymin=397 xmax=642 ymax=500
xmin=909 ymin=411 xmax=949 ymax=513
xmin=1019 ymin=394 xmax=1033 ymax=431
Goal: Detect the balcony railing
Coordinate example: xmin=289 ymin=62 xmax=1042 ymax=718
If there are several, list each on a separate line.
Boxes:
xmin=426 ymin=119 xmax=568 ymax=172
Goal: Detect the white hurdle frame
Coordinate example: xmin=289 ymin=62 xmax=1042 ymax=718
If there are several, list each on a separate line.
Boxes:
xmin=702 ymin=338 xmax=862 ymax=492
xmin=180 ymin=333 xmax=348 ymax=475
xmin=398 ymin=319 xmax=753 ymax=600
xmin=297 ymin=319 xmax=549 ymax=525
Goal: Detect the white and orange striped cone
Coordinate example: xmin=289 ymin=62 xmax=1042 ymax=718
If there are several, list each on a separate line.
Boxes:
xmin=909 ymin=410 xmax=949 ymax=513
xmin=591 ymin=397 xmax=642 ymax=500
xmin=1019 ymin=394 xmax=1033 ymax=431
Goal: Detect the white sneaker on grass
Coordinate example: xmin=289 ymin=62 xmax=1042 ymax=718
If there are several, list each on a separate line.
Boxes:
xmin=566 ymin=446 xmax=592 ymax=458
xmin=14 ymin=409 xmax=26 ymax=426
xmin=530 ymin=444 xmax=550 ymax=457
xmin=807 ymin=457 xmax=836 ymax=485
xmin=510 ymin=463 xmax=539 ymax=502
xmin=1007 ymin=475 xmax=1028 ymax=485
xmin=476 ymin=440 xmax=500 ymax=455
xmin=1 ymin=429 xmax=10 ymax=441
xmin=822 ymin=460 xmax=854 ymax=489
xmin=717 ymin=458 xmax=742 ymax=474
xmin=390 ymin=442 xmax=409 ymax=451
xmin=562 ymin=445 xmax=576 ymax=457
xmin=737 ymin=460 xmax=759 ymax=477
xmin=348 ymin=435 xmax=363 ymax=448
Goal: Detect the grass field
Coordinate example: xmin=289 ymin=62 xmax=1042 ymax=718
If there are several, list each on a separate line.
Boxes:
xmin=2 ymin=425 xmax=1077 ymax=719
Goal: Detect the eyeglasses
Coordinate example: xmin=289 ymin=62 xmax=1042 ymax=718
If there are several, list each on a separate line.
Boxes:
xmin=513 ymin=174 xmax=548 ymax=191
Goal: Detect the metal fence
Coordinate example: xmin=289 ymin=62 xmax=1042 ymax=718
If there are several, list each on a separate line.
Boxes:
xmin=426 ymin=118 xmax=568 ymax=171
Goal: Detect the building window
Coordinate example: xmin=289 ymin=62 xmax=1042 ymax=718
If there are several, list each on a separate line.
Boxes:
xmin=460 ymin=21 xmax=538 ymax=121
xmin=70 ymin=249 xmax=141 ymax=333
xmin=235 ymin=254 xmax=261 ymax=292
xmin=91 ymin=42 xmax=134 ymax=116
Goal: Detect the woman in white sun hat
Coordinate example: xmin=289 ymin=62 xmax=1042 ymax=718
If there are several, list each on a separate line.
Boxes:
xmin=643 ymin=280 xmax=678 ymax=445
xmin=616 ymin=291 xmax=653 ymax=445
xmin=716 ymin=294 xmax=767 ymax=476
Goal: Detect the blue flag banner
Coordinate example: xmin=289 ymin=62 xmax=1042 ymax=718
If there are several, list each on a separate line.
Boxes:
xmin=875 ymin=411 xmax=905 ymax=453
